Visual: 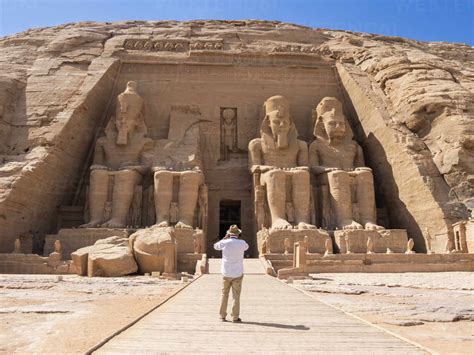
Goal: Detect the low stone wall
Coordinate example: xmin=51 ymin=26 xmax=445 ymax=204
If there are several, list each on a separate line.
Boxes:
xmin=334 ymin=229 xmax=407 ymax=253
xmin=274 ymin=253 xmax=474 ymax=279
xmin=44 ymin=228 xmax=132 ymax=259
xmin=257 ymin=228 xmax=329 ymax=254
xmin=0 ymin=253 xmax=75 ymax=274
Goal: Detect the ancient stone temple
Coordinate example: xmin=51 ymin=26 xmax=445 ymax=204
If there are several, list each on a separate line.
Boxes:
xmin=0 ymin=20 xmax=473 ymax=276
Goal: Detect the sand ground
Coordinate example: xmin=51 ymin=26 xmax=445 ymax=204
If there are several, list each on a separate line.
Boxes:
xmin=292 ymin=272 xmax=474 ymax=354
xmin=0 ymin=275 xmax=186 ymax=354
xmin=1 ymin=272 xmax=473 ymax=354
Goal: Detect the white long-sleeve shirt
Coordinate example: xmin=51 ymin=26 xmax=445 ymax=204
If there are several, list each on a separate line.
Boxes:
xmin=213 ymin=237 xmax=249 ymax=278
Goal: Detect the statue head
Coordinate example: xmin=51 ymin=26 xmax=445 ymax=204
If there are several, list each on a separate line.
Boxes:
xmin=115 ymin=81 xmax=145 ymax=146
xmin=260 ymin=95 xmax=297 ymax=149
xmin=313 ymin=97 xmax=351 ymax=142
xmin=222 ymin=108 xmax=235 ymax=124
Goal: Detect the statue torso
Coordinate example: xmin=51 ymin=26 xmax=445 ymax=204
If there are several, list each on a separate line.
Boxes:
xmin=100 ymin=135 xmax=149 ymax=169
xmin=312 ymin=139 xmax=358 ymax=170
xmin=117 ymin=92 xmax=144 ymax=120
xmin=261 ymin=139 xmax=301 ymax=168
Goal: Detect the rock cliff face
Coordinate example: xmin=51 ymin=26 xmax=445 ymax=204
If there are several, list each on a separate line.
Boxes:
xmin=0 ymin=20 xmax=472 ymax=253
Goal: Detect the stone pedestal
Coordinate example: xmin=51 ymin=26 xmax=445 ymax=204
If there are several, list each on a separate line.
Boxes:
xmin=174 ymin=227 xmax=204 ymax=254
xmin=335 ymin=229 xmax=407 ymax=254
xmin=257 ymin=228 xmax=330 ymax=254
xmin=45 ymin=228 xmax=132 ymax=260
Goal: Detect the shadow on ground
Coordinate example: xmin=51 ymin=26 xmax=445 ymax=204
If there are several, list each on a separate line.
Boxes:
xmin=241 ymin=321 xmax=310 ymax=330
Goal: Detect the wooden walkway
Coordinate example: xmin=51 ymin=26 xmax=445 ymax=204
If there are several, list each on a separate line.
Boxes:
xmin=95 ymin=261 xmax=426 ymax=354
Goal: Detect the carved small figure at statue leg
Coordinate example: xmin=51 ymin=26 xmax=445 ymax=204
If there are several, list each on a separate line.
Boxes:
xmin=324 ymin=238 xmax=333 ymax=256
xmin=366 ymin=236 xmax=374 ymax=254
xmin=284 ymin=237 xmax=291 ymax=255
xmin=405 ymin=238 xmax=415 ymax=254
xmin=13 ymin=238 xmax=21 ymax=254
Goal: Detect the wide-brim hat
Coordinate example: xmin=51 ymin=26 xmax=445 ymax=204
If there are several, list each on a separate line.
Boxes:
xmin=227 ymin=224 xmax=242 ymax=235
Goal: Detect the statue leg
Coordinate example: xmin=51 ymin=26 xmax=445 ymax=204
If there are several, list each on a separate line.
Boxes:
xmin=101 ymin=170 xmax=140 ymax=228
xmin=81 ymin=170 xmax=108 ymax=228
xmin=261 ymin=170 xmax=291 ymax=229
xmin=176 ymin=171 xmax=204 ymax=229
xmin=355 ymin=170 xmax=384 ymax=230
xmin=291 ymin=170 xmax=316 ymax=229
xmin=154 ymin=170 xmax=173 ymax=227
xmin=328 ymin=170 xmax=363 ymax=230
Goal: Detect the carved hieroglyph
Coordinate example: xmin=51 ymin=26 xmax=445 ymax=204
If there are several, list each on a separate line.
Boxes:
xmin=80 ymin=81 xmax=152 ymax=228
xmin=309 ymin=97 xmax=383 ymax=231
xmin=249 ymin=95 xmax=315 ymax=230
xmin=221 ymin=107 xmax=237 ymax=159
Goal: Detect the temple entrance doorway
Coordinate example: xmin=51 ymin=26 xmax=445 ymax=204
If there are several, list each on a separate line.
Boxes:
xmin=219 ymin=200 xmax=241 ymax=241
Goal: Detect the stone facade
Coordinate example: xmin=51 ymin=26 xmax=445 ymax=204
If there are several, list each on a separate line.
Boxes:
xmin=0 ymin=20 xmax=473 ymax=273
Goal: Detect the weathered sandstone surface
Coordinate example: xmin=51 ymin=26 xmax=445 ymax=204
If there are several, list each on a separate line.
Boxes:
xmin=0 ymin=20 xmax=472 ymax=253
xmin=71 ymin=236 xmax=137 ymax=276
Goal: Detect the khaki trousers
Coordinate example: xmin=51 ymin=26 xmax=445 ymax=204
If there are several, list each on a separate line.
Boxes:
xmin=219 ymin=275 xmax=243 ymax=320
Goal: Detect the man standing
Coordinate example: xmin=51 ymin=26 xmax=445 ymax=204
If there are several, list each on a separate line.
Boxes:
xmin=214 ymin=225 xmax=249 ymax=323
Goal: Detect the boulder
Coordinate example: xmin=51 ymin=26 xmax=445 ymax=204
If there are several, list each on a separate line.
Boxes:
xmin=130 ymin=226 xmax=177 ymax=274
xmin=71 ymin=236 xmax=137 ymax=277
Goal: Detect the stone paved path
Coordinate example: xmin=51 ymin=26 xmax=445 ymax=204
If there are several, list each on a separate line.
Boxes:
xmin=95 ymin=260 xmax=426 ymax=354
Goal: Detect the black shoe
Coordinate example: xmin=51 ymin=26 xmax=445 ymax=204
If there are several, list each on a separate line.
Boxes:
xmin=232 ymin=318 xmax=242 ymax=323
xmin=220 ymin=317 xmax=227 ymax=322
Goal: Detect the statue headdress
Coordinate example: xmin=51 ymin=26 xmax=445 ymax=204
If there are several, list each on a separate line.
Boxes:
xmin=313 ymin=96 xmax=353 ymax=141
xmin=260 ymin=95 xmax=298 ymax=150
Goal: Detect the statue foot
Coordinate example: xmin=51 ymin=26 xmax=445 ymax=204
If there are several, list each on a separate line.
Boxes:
xmin=79 ymin=220 xmax=103 ymax=228
xmin=175 ymin=221 xmax=193 ymax=229
xmin=342 ymin=220 xmax=364 ymax=230
xmin=297 ymin=222 xmax=317 ymax=230
xmin=155 ymin=221 xmax=170 ymax=228
xmin=101 ymin=219 xmax=126 ymax=228
xmin=271 ymin=219 xmax=292 ymax=230
xmin=365 ymin=222 xmax=385 ymax=231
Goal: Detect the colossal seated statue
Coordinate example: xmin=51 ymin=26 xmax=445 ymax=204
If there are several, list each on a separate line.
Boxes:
xmin=249 ymin=95 xmax=315 ymax=230
xmin=80 ymin=81 xmax=152 ymax=228
xmin=309 ymin=97 xmax=383 ymax=231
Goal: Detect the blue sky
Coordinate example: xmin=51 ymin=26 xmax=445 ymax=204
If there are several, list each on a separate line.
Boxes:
xmin=1 ymin=0 xmax=473 ymax=44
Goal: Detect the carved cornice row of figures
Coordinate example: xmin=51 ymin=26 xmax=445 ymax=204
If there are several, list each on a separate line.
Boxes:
xmin=272 ymin=44 xmax=318 ymax=54
xmin=123 ymin=38 xmax=318 ymax=54
xmin=123 ymin=39 xmax=224 ymax=52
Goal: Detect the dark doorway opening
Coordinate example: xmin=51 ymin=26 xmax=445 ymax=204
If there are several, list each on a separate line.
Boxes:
xmin=219 ymin=200 xmax=241 ymax=240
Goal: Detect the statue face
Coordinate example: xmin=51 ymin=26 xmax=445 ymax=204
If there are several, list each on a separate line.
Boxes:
xmin=115 ymin=111 xmax=136 ymax=146
xmin=321 ymin=107 xmax=346 ymax=140
xmin=268 ymin=107 xmax=291 ymax=138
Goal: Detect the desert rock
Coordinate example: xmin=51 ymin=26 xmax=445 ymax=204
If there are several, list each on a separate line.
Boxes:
xmin=71 ymin=236 xmax=137 ymax=277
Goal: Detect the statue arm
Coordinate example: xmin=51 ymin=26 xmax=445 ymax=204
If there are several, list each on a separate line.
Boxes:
xmin=117 ymin=139 xmax=154 ymax=175
xmin=139 ymin=138 xmax=155 ymax=162
xmin=293 ymin=140 xmax=309 ymax=171
xmin=90 ymin=140 xmax=107 ymax=170
xmin=297 ymin=140 xmax=309 ymax=166
xmin=354 ymin=144 xmax=371 ymax=171
xmin=308 ymin=141 xmax=328 ymax=175
xmin=248 ymin=139 xmax=273 ymax=173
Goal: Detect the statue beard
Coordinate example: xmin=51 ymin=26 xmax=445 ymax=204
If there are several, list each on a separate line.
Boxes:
xmin=275 ymin=132 xmax=288 ymax=149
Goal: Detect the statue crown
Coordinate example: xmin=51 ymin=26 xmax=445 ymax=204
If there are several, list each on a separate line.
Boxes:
xmin=264 ymin=95 xmax=290 ymax=115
